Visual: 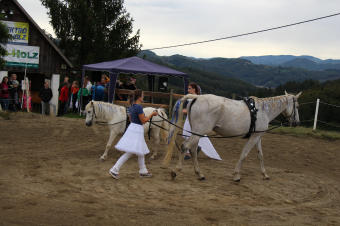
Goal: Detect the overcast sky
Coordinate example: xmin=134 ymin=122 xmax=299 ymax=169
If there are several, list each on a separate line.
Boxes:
xmin=17 ymin=0 xmax=340 ymax=59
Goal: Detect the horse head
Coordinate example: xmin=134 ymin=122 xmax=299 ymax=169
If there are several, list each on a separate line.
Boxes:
xmin=282 ymin=91 xmax=302 ymax=127
xmin=85 ymin=101 xmax=95 ymax=127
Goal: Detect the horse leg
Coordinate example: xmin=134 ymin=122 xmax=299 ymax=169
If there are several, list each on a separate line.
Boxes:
xmin=233 ymin=135 xmax=260 ymax=182
xmin=173 ymin=141 xmax=186 ymax=174
xmin=100 ymin=128 xmax=117 ymax=161
xmin=257 ymin=137 xmax=270 ymax=180
xmin=171 ymin=138 xmax=192 ymax=179
xmin=150 ymin=128 xmax=160 ymax=160
xmin=189 ymin=139 xmax=205 ymax=180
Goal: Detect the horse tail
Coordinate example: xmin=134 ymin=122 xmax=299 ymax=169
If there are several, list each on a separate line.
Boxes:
xmin=158 ymin=108 xmax=169 ymax=143
xmin=163 ymin=94 xmax=198 ymax=165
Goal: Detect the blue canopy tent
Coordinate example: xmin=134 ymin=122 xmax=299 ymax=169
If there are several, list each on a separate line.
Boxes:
xmin=82 ymin=56 xmax=189 ymax=103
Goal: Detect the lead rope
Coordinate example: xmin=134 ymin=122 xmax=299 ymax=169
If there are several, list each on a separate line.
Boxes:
xmin=148 ymin=115 xmax=154 ymax=140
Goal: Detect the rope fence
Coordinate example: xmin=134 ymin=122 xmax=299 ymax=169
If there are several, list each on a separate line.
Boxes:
xmin=291 ymin=99 xmax=340 ymax=131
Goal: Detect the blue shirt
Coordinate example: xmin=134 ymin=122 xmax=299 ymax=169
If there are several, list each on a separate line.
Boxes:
xmin=129 ymin=104 xmax=143 ymax=125
xmin=91 ymin=85 xmax=105 ymax=101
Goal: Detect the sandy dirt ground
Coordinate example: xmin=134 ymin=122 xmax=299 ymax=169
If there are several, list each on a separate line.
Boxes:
xmin=1 ymin=112 xmax=340 ymax=225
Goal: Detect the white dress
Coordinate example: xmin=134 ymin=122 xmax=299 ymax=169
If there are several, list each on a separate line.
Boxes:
xmin=182 ymin=100 xmax=222 ymax=161
xmin=115 ymin=123 xmax=150 ymax=156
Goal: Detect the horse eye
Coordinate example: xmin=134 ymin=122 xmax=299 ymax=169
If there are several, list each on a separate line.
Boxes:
xmin=88 ymin=111 xmax=91 ymax=113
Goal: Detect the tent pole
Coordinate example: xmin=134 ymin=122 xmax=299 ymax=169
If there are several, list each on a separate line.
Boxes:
xmin=184 ymin=78 xmax=189 ymax=94
xmin=80 ymin=68 xmax=85 ymax=115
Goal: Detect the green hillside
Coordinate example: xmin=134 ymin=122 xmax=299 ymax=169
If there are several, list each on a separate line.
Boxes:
xmin=140 ymin=51 xmax=340 ymax=87
xmin=138 ymin=51 xmax=257 ymax=97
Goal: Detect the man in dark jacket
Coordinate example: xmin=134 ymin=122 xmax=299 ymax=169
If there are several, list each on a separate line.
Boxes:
xmin=39 ymin=81 xmax=53 ymax=115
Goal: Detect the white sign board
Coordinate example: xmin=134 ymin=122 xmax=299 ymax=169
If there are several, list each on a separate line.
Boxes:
xmin=1 ymin=20 xmax=29 ymax=44
xmin=3 ymin=44 xmax=40 ymax=68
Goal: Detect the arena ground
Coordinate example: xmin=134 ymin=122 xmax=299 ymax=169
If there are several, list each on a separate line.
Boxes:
xmin=1 ymin=112 xmax=340 ymax=225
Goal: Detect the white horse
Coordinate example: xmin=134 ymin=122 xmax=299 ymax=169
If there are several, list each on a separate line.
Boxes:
xmin=166 ymin=91 xmax=301 ymax=181
xmin=85 ymin=101 xmax=169 ymax=160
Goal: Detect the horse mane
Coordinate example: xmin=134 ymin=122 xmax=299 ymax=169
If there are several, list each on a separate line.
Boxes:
xmin=92 ymin=101 xmax=124 ymax=121
xmin=251 ymin=95 xmax=290 ymax=112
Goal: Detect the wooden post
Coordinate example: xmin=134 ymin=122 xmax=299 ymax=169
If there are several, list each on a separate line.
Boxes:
xmin=313 ymin=98 xmax=320 ymax=130
xmin=169 ymin=89 xmax=173 ymax=116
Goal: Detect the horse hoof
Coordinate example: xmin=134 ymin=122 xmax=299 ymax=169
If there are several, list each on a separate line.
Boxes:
xmin=171 ymin=171 xmax=177 ymax=180
xmin=263 ymin=176 xmax=270 ymax=180
xmin=99 ymin=157 xmax=106 ymax=162
xmin=233 ymin=178 xmax=241 ymax=183
xmin=198 ymin=176 xmax=205 ymax=181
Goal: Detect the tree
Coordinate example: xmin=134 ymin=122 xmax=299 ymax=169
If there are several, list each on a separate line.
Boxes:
xmin=41 ymin=0 xmax=141 ymax=67
xmin=0 ymin=19 xmax=10 ymax=69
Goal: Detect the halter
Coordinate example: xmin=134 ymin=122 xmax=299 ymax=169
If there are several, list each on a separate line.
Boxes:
xmin=90 ymin=101 xmax=97 ymax=120
xmin=286 ymin=97 xmax=297 ymax=124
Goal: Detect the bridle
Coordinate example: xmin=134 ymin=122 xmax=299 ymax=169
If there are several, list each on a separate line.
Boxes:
xmin=286 ymin=97 xmax=298 ymax=124
xmin=90 ymin=101 xmax=97 ymax=121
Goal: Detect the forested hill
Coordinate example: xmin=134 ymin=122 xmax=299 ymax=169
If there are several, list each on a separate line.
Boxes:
xmin=241 ymin=55 xmax=340 ymax=71
xmin=138 ymin=51 xmax=257 ymax=97
xmin=139 ymin=51 xmax=340 ymax=88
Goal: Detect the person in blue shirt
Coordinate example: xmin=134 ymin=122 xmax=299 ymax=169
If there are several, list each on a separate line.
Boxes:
xmin=109 ymin=89 xmax=158 ymax=179
xmin=91 ymin=83 xmax=105 ymax=101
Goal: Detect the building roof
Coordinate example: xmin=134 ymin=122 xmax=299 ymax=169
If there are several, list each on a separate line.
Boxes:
xmin=11 ymin=0 xmax=73 ymax=68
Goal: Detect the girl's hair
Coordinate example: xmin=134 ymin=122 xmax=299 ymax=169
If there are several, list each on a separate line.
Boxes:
xmin=1 ymin=76 xmax=8 ymax=83
xmin=189 ymin=82 xmax=201 ymax=95
xmin=129 ymin=89 xmax=143 ymax=104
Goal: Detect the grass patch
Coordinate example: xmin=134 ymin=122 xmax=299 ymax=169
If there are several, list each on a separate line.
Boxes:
xmin=271 ymin=126 xmax=340 ymax=140
xmin=63 ymin=113 xmax=85 ymax=119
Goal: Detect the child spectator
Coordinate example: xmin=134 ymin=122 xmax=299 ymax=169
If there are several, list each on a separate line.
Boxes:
xmin=70 ymin=81 xmax=79 ymax=113
xmin=57 ymin=82 xmax=70 ymax=116
xmin=78 ymin=77 xmax=91 ymax=115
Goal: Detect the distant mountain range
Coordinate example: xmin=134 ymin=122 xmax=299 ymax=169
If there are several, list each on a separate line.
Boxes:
xmin=139 ymin=51 xmax=340 ymax=89
xmin=240 ymin=55 xmax=340 ymax=71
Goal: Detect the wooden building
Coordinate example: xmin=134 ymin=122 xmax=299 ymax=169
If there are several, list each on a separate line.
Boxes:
xmin=0 ymin=0 xmax=73 ymax=114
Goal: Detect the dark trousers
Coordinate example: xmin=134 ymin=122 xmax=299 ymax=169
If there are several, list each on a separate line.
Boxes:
xmin=81 ymin=96 xmax=89 ymax=111
xmin=72 ymin=94 xmax=78 ymax=113
xmin=0 ymin=98 xmax=9 ymax=111
xmin=58 ymin=101 xmax=66 ymax=116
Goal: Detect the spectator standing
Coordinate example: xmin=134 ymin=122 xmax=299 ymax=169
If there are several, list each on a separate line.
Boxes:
xmin=59 ymin=76 xmax=69 ymax=92
xmin=78 ymin=77 xmax=91 ymax=115
xmin=8 ymin=74 xmax=20 ymax=111
xmin=124 ymin=77 xmax=137 ymax=90
xmin=57 ymin=82 xmax=70 ymax=116
xmin=70 ymin=81 xmax=79 ymax=113
xmin=0 ymin=76 xmax=9 ymax=111
xmin=39 ymin=81 xmax=53 ymax=115
xmin=85 ymin=76 xmax=92 ymax=99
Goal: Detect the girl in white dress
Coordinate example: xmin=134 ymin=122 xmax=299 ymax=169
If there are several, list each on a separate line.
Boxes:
xmin=183 ymin=83 xmax=222 ymax=161
xmin=109 ymin=90 xmax=158 ymax=179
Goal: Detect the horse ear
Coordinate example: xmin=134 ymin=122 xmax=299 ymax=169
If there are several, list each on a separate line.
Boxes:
xmin=296 ymin=91 xmax=302 ymax=98
xmin=284 ymin=90 xmax=288 ymax=95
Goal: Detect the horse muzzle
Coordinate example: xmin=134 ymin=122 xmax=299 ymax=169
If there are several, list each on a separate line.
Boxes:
xmin=86 ymin=121 xmax=93 ymax=127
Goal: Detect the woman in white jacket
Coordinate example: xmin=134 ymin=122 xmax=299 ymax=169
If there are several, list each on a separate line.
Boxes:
xmin=182 ymin=82 xmax=222 ymax=161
